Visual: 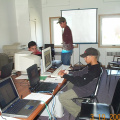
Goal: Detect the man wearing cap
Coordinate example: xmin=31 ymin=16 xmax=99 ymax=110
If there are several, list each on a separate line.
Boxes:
xmin=57 ymin=17 xmax=73 ymax=65
xmin=58 ymin=47 xmax=102 ymax=119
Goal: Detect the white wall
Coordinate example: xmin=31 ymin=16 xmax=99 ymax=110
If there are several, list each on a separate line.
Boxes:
xmin=0 ymin=0 xmax=43 ymax=53
xmin=15 ymin=0 xmax=31 ymax=46
xmin=15 ymin=0 xmax=43 ymax=47
xmin=0 ymin=0 xmax=18 ymax=52
xmin=41 ymin=0 xmax=120 ymax=66
xmin=28 ymin=0 xmax=43 ymax=47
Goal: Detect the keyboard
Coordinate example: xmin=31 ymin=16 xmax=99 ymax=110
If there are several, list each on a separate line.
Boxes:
xmin=4 ymin=99 xmax=30 ymax=114
xmin=51 ymin=64 xmax=70 ymax=78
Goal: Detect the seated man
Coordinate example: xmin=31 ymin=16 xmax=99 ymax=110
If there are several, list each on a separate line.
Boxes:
xmin=58 ymin=47 xmax=102 ymax=119
xmin=28 ymin=41 xmax=41 ymax=55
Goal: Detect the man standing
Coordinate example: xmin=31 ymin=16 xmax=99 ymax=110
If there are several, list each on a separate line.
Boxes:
xmin=57 ymin=17 xmax=73 ymax=65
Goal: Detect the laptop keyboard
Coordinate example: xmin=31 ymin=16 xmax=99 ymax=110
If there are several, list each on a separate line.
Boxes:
xmin=37 ymin=83 xmax=52 ymax=90
xmin=4 ymin=99 xmax=30 ymax=114
xmin=36 ymin=82 xmax=58 ymax=92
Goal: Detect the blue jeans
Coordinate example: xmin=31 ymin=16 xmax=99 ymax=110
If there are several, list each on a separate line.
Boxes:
xmin=61 ymin=51 xmax=73 ymax=65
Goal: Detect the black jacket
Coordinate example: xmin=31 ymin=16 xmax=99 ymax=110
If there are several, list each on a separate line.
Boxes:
xmin=63 ymin=62 xmax=102 ymax=87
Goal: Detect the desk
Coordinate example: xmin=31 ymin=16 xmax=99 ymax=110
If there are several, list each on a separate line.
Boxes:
xmin=12 ymin=73 xmax=67 ymax=120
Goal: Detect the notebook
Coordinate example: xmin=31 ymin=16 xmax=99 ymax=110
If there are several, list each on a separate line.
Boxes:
xmin=0 ymin=77 xmax=40 ymax=118
xmin=27 ymin=64 xmax=58 ymax=93
xmin=0 ymin=62 xmax=13 ymax=79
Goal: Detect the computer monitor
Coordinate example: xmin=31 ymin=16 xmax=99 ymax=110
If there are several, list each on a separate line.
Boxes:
xmin=14 ymin=51 xmax=41 ymax=74
xmin=41 ymin=47 xmax=52 ymax=74
xmin=45 ymin=44 xmax=55 ymax=60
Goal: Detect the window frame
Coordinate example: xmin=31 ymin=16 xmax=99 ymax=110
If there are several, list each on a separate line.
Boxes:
xmin=98 ymin=14 xmax=120 ymax=48
xmin=49 ymin=17 xmax=78 ymax=48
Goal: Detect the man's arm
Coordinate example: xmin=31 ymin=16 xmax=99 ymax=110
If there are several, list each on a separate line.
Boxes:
xmin=63 ymin=73 xmax=95 ymax=87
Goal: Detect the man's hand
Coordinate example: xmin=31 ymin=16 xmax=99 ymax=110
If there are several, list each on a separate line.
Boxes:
xmin=58 ymin=70 xmax=65 ymax=77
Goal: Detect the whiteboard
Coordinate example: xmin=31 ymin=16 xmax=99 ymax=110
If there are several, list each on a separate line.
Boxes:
xmin=62 ymin=8 xmax=97 ymax=44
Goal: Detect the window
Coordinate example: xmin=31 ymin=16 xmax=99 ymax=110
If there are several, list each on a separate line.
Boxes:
xmin=49 ymin=17 xmax=78 ymax=48
xmin=98 ymin=14 xmax=120 ymax=48
xmin=49 ymin=17 xmax=62 ymax=47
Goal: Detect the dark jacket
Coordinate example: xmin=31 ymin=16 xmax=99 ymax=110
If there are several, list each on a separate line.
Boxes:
xmin=63 ymin=62 xmax=102 ymax=97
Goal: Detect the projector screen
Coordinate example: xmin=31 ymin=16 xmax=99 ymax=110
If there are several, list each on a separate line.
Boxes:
xmin=62 ymin=8 xmax=97 ymax=44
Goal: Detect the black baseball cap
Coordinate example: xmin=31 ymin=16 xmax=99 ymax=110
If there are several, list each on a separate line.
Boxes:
xmin=80 ymin=48 xmax=98 ymax=58
xmin=57 ymin=17 xmax=66 ymax=23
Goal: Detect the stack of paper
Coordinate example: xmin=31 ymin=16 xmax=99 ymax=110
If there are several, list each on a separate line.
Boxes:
xmin=24 ymin=93 xmax=52 ymax=104
xmin=44 ymin=77 xmax=64 ymax=83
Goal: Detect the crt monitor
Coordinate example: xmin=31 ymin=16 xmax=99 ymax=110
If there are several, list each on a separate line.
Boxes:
xmin=14 ymin=51 xmax=41 ymax=74
xmin=45 ymin=44 xmax=55 ymax=59
xmin=41 ymin=47 xmax=52 ymax=74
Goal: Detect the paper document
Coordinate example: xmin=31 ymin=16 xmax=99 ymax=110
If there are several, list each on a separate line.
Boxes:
xmin=44 ymin=77 xmax=64 ymax=83
xmin=61 ymin=64 xmax=70 ymax=70
xmin=24 ymin=93 xmax=52 ymax=104
xmin=15 ymin=75 xmax=28 ymax=79
xmin=0 ymin=116 xmax=20 ymax=120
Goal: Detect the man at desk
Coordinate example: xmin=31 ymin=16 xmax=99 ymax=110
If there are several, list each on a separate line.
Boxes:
xmin=28 ymin=41 xmax=41 ymax=55
xmin=58 ymin=47 xmax=102 ymax=119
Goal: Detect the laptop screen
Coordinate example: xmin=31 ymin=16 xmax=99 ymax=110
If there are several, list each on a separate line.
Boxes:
xmin=0 ymin=77 xmax=18 ymax=109
xmin=27 ymin=64 xmax=40 ymax=87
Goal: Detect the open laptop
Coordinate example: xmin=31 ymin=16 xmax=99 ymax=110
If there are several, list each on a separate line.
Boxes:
xmin=27 ymin=64 xmax=58 ymax=93
xmin=0 ymin=77 xmax=40 ymax=118
xmin=0 ymin=62 xmax=13 ymax=79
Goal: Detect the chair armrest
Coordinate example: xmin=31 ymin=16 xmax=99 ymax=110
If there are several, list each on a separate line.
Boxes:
xmin=72 ymin=95 xmax=96 ymax=103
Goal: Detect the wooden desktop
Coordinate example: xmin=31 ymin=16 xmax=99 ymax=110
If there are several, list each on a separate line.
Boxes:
xmin=11 ymin=72 xmax=67 ymax=120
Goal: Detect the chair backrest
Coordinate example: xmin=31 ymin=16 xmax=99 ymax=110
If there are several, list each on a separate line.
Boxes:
xmin=97 ymin=68 xmax=120 ymax=105
xmin=110 ymin=76 xmax=120 ymax=114
xmin=0 ymin=53 xmax=9 ymax=70
xmin=91 ymin=67 xmax=103 ymax=100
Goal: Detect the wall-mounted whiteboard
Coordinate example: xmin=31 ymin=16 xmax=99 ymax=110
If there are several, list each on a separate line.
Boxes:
xmin=62 ymin=8 xmax=97 ymax=44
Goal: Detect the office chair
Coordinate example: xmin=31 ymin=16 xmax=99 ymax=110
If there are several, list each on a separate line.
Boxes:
xmin=113 ymin=55 xmax=120 ymax=62
xmin=0 ymin=53 xmax=9 ymax=70
xmin=75 ymin=68 xmax=112 ymax=120
xmin=107 ymin=55 xmax=120 ymax=69
xmin=44 ymin=44 xmax=55 ymax=60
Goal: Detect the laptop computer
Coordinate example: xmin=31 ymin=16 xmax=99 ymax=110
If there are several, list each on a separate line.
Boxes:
xmin=0 ymin=62 xmax=13 ymax=79
xmin=0 ymin=77 xmax=40 ymax=118
xmin=27 ymin=64 xmax=58 ymax=93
